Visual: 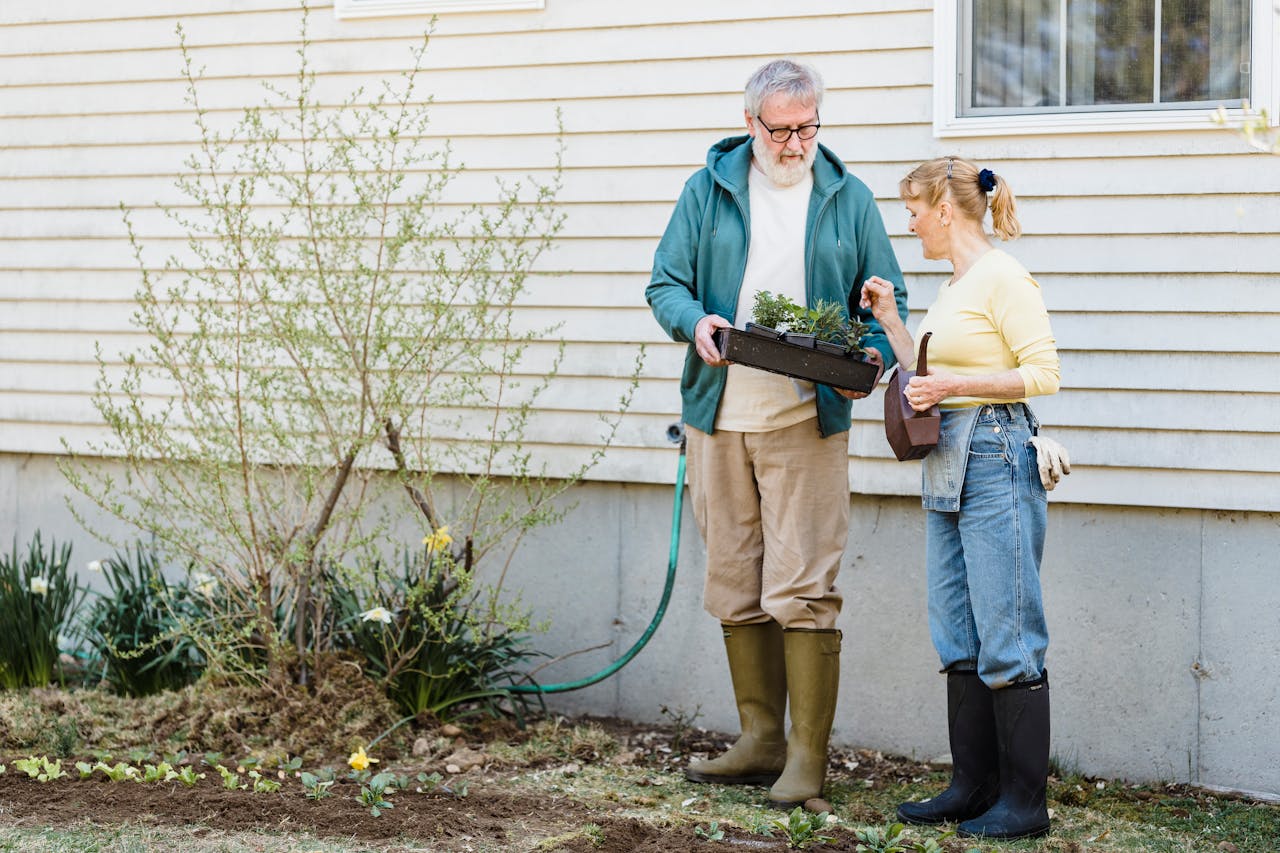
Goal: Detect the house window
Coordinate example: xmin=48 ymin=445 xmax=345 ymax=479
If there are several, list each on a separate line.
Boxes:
xmin=334 ymin=0 xmax=544 ymax=19
xmin=934 ymin=0 xmax=1278 ymax=135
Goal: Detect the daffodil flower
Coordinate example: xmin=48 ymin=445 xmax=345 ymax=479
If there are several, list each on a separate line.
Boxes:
xmin=190 ymin=570 xmax=217 ymax=596
xmin=422 ymin=525 xmax=453 ymax=552
xmin=29 ymin=577 xmax=49 ymax=596
xmin=86 ymin=560 xmax=104 ymax=573
xmin=360 ymin=606 xmax=393 ymax=624
xmin=348 ymin=746 xmax=378 ymax=772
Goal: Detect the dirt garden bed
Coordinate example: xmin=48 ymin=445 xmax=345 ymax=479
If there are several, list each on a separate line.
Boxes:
xmin=0 ymin=687 xmax=1276 ymax=852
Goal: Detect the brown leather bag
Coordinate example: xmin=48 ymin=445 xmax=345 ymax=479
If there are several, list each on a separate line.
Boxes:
xmin=883 ymin=331 xmax=940 ymax=461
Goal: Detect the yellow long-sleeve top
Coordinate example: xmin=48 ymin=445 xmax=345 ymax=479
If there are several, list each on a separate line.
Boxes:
xmin=915 ymin=249 xmax=1060 ymax=410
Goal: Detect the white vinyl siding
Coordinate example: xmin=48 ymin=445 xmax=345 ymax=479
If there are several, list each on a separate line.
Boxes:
xmin=1 ymin=0 xmax=1278 ymax=511
xmin=334 ymin=0 xmax=544 ymax=20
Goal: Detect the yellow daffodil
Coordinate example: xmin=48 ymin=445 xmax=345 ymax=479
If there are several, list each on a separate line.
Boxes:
xmin=29 ymin=577 xmax=49 ymax=596
xmin=348 ymin=746 xmax=377 ymax=772
xmin=422 ymin=525 xmax=453 ymax=552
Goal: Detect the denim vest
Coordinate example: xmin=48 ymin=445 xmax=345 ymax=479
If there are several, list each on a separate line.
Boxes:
xmin=921 ymin=404 xmax=1040 ymax=512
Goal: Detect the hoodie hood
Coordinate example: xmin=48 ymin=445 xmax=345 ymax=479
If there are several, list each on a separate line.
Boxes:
xmin=705 ymin=134 xmax=850 ymax=200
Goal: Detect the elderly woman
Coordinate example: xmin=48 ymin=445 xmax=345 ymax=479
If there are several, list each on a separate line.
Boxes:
xmin=860 ymin=157 xmax=1069 ymax=840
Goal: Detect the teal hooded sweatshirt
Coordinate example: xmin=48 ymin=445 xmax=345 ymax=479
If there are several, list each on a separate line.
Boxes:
xmin=646 ymin=135 xmax=909 ymax=437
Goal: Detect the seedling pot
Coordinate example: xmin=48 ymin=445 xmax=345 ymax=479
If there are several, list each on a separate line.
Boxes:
xmin=714 ymin=326 xmax=880 ymax=394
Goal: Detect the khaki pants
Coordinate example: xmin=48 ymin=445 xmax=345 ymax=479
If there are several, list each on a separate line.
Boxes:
xmin=686 ymin=418 xmax=850 ymax=629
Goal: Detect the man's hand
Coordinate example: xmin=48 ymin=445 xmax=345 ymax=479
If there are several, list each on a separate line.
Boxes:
xmin=836 ymin=349 xmax=883 ymax=399
xmin=1028 ymin=435 xmax=1071 ymax=491
xmin=695 ymin=314 xmax=732 ymax=367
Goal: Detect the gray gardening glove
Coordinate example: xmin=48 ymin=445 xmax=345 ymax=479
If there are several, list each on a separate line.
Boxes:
xmin=1028 ymin=436 xmax=1071 ymax=491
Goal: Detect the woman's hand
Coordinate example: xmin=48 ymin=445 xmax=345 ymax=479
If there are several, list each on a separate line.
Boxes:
xmin=859 ymin=276 xmax=900 ymax=326
xmin=905 ymin=369 xmax=955 ymax=411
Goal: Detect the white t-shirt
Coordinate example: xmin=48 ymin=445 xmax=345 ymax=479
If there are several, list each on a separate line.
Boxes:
xmin=716 ymin=162 xmax=817 ymax=432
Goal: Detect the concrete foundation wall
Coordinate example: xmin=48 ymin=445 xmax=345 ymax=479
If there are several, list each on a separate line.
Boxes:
xmin=2 ymin=452 xmax=1277 ymax=798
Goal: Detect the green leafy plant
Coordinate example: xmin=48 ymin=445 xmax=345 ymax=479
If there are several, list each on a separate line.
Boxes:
xmin=175 ymin=766 xmax=205 ymax=786
xmin=694 ymin=820 xmax=725 ymax=841
xmin=215 ymin=765 xmax=245 ymax=791
xmin=140 ymin=762 xmax=178 ymax=783
xmin=751 ymin=291 xmax=803 ymax=331
xmin=79 ymin=543 xmax=205 ymax=697
xmin=853 ymin=822 xmax=953 ymax=853
xmin=329 ymin=545 xmax=543 ymax=720
xmin=248 ymin=769 xmax=281 ymax=793
xmin=750 ymin=292 xmax=869 ymax=352
xmin=357 ymin=772 xmax=398 ymax=816
xmin=770 ymin=807 xmax=836 ymax=850
xmin=414 ymin=771 xmax=444 ymax=793
xmin=61 ymin=0 xmax=641 ymax=693
xmin=300 ymin=770 xmax=335 ymax=800
xmin=74 ymin=761 xmax=95 ymax=780
xmin=13 ymin=756 xmax=66 ymax=782
xmin=0 ymin=533 xmax=86 ymax=689
xmin=93 ymin=761 xmax=139 ymax=782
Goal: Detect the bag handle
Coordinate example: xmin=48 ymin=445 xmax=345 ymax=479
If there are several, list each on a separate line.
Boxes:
xmin=916 ymin=331 xmax=932 ymax=375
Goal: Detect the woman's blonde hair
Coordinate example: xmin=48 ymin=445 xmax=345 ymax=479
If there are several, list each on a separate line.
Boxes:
xmin=899 ymin=156 xmax=1021 ymax=241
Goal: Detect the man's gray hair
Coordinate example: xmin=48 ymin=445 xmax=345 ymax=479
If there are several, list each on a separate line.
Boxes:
xmin=744 ymin=59 xmax=824 ymax=116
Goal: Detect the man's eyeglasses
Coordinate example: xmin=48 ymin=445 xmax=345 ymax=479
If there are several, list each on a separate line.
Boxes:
xmin=755 ymin=115 xmax=821 ymax=143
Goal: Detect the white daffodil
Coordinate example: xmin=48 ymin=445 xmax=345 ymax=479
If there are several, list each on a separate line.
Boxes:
xmin=29 ymin=577 xmax=50 ymax=596
xmin=86 ymin=560 xmax=104 ymax=573
xmin=190 ymin=570 xmax=217 ymax=596
xmin=360 ymin=606 xmax=393 ymax=624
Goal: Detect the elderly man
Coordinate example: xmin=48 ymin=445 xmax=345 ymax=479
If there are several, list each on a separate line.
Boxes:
xmin=646 ymin=59 xmax=908 ymax=806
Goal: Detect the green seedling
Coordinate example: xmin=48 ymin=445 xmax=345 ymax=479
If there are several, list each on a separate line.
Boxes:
xmin=415 ymin=771 xmax=444 ymax=793
xmin=357 ymin=772 xmax=397 ymax=816
xmin=215 ymin=764 xmax=245 ymax=790
xmin=770 ymin=806 xmax=836 ymax=850
xmin=248 ymin=769 xmax=280 ymax=793
xmin=94 ymin=761 xmax=138 ymax=782
xmin=300 ymin=771 xmax=335 ymax=800
xmin=175 ymin=766 xmax=205 ymax=786
xmin=75 ymin=761 xmax=95 ymax=779
xmin=853 ymin=822 xmax=953 ymax=853
xmin=14 ymin=756 xmax=65 ymax=782
xmin=694 ymin=820 xmax=725 ymax=841
xmin=141 ymin=761 xmax=177 ymax=783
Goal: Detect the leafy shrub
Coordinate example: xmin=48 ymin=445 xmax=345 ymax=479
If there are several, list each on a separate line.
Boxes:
xmin=330 ymin=545 xmax=542 ymax=721
xmin=0 ymin=533 xmax=86 ymax=689
xmin=80 ymin=543 xmax=205 ymax=696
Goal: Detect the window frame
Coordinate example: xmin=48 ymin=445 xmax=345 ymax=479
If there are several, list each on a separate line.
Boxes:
xmin=334 ymin=0 xmax=544 ymax=19
xmin=933 ymin=0 xmax=1279 ymax=136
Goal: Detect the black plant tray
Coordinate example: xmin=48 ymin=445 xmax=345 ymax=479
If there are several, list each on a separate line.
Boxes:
xmin=714 ymin=324 xmax=881 ymax=394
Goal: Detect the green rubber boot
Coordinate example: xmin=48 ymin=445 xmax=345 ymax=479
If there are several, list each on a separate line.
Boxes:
xmin=685 ymin=621 xmax=788 ymax=785
xmin=768 ymin=628 xmax=841 ymax=807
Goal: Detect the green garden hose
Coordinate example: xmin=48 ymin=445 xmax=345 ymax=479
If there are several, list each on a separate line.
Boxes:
xmin=508 ymin=424 xmax=687 ymax=694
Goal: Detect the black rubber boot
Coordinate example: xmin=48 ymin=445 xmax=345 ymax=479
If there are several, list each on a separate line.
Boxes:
xmin=958 ymin=672 xmax=1051 ymax=840
xmin=685 ymin=621 xmax=788 ymax=785
xmin=897 ymin=670 xmax=999 ymax=825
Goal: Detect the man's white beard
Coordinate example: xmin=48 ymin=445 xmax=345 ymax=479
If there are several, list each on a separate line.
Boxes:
xmin=752 ymin=133 xmax=816 ymax=187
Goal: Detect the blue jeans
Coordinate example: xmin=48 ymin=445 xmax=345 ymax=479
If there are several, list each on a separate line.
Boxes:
xmin=926 ymin=404 xmax=1048 ymax=689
